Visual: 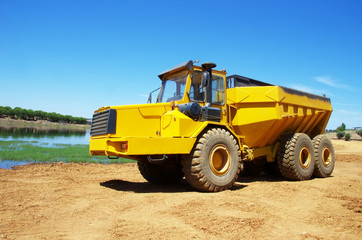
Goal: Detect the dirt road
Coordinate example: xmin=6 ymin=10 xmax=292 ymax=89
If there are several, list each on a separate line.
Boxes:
xmin=1 ymin=140 xmax=361 ymax=240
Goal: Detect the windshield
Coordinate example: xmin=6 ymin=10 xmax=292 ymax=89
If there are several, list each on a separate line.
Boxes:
xmin=158 ymin=70 xmax=188 ymax=102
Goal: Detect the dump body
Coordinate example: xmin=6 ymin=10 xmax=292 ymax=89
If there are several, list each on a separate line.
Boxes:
xmin=227 ymin=85 xmax=332 ymax=149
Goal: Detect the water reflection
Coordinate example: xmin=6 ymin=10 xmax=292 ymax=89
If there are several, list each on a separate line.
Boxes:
xmin=0 ymin=126 xmax=85 ymax=137
xmin=0 ymin=126 xmax=90 ymax=145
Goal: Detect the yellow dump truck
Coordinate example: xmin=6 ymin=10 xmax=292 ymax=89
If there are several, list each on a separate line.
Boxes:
xmin=90 ymin=61 xmax=334 ymax=192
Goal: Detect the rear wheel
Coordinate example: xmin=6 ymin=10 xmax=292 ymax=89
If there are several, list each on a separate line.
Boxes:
xmin=182 ymin=128 xmax=242 ymax=192
xmin=312 ymin=135 xmax=335 ymax=177
xmin=137 ymin=157 xmax=184 ymax=184
xmin=277 ymin=133 xmax=315 ymax=180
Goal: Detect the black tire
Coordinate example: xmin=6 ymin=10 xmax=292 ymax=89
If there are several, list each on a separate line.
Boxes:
xmin=182 ymin=128 xmax=242 ymax=192
xmin=312 ymin=135 xmax=335 ymax=177
xmin=137 ymin=158 xmax=184 ymax=184
xmin=277 ymin=133 xmax=315 ymax=180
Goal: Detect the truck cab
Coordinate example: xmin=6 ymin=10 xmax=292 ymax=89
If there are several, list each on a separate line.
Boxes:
xmin=90 ymin=60 xmax=232 ymax=159
xmin=155 ymin=61 xmax=228 ymax=123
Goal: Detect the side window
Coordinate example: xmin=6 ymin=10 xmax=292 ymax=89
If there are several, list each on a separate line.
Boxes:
xmin=189 ymin=71 xmax=205 ymax=102
xmin=211 ymin=75 xmax=225 ymax=105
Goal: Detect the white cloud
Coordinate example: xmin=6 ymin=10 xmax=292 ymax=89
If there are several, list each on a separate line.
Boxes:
xmin=315 ymin=76 xmax=336 ymax=87
xmin=314 ymin=76 xmax=351 ymax=90
xmin=339 ymin=109 xmax=362 ymax=116
xmin=288 ymin=84 xmax=327 ymax=96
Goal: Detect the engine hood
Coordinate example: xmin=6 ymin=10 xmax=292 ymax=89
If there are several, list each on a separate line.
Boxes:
xmin=104 ymin=103 xmax=172 ymax=138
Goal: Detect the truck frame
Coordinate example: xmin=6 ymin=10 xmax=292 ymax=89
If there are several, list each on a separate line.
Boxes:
xmin=90 ymin=61 xmax=334 ymax=192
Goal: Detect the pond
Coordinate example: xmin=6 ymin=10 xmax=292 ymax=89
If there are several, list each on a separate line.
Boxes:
xmin=0 ymin=126 xmax=90 ymax=145
xmin=0 ymin=126 xmax=91 ymax=169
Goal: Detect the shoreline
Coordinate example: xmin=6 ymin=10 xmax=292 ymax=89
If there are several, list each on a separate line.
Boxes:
xmin=0 ymin=117 xmax=90 ymax=130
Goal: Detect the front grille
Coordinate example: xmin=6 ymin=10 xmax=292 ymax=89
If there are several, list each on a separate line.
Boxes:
xmin=90 ymin=109 xmax=117 ymax=136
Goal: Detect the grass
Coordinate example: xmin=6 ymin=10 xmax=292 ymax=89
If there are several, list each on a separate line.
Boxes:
xmin=0 ymin=140 xmax=134 ymax=164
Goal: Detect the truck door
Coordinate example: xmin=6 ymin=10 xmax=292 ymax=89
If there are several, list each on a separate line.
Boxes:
xmin=209 ymin=74 xmax=227 ymax=123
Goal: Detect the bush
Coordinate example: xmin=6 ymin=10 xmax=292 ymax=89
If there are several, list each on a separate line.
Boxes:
xmin=357 ymin=129 xmax=362 ymax=137
xmin=337 ymin=131 xmax=345 ymax=139
xmin=345 ymin=133 xmax=351 ymax=141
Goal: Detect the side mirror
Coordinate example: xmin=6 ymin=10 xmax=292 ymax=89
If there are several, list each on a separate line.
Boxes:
xmin=202 ymin=71 xmax=209 ymax=87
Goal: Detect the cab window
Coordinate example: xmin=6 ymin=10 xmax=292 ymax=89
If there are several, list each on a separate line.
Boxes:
xmin=211 ymin=75 xmax=225 ymax=105
xmin=189 ymin=70 xmax=205 ymax=102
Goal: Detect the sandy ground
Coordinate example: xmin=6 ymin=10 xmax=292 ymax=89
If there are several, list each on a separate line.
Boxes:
xmin=0 ymin=140 xmax=361 ymax=240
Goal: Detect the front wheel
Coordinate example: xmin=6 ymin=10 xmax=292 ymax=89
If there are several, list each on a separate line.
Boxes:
xmin=137 ymin=157 xmax=184 ymax=184
xmin=182 ymin=128 xmax=242 ymax=192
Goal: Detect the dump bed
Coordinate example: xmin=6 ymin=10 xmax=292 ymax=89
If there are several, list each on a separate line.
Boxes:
xmin=226 ymin=77 xmax=332 ymax=148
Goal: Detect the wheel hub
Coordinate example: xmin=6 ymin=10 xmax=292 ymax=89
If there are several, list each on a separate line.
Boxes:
xmin=209 ymin=144 xmax=231 ymax=176
xmin=322 ymin=147 xmax=331 ymax=166
xmin=299 ymin=146 xmax=311 ymax=169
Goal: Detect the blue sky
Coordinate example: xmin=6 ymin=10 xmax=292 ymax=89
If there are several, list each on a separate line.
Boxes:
xmin=0 ymin=0 xmax=361 ymax=130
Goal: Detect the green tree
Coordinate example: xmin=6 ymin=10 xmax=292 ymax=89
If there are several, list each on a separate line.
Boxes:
xmin=38 ymin=110 xmax=47 ymax=120
xmin=64 ymin=115 xmax=72 ymax=123
xmin=336 ymin=123 xmax=346 ymax=132
xmin=27 ymin=109 xmax=35 ymax=120
xmin=19 ymin=108 xmax=28 ymax=119
xmin=74 ymin=117 xmax=80 ymax=124
xmin=35 ymin=110 xmax=45 ymax=120
xmin=73 ymin=117 xmax=87 ymax=124
xmin=80 ymin=117 xmax=87 ymax=124
xmin=13 ymin=107 xmax=22 ymax=119
xmin=4 ymin=106 xmax=13 ymax=116
xmin=0 ymin=106 xmax=5 ymax=116
xmin=46 ymin=112 xmax=57 ymax=122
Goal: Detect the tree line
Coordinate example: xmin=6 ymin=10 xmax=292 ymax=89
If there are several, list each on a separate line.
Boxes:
xmin=0 ymin=106 xmax=88 ymax=125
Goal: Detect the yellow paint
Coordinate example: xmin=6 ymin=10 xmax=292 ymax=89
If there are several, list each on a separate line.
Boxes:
xmin=227 ymin=86 xmax=332 ymax=148
xmin=161 ymin=110 xmax=205 ymax=137
xmin=90 ymin=136 xmax=196 ymax=156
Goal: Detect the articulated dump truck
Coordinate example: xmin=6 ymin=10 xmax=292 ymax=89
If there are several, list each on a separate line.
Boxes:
xmin=90 ymin=61 xmax=334 ymax=192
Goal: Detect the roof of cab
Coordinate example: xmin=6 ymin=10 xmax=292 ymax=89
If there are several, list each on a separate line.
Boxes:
xmin=158 ymin=60 xmax=193 ymax=80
